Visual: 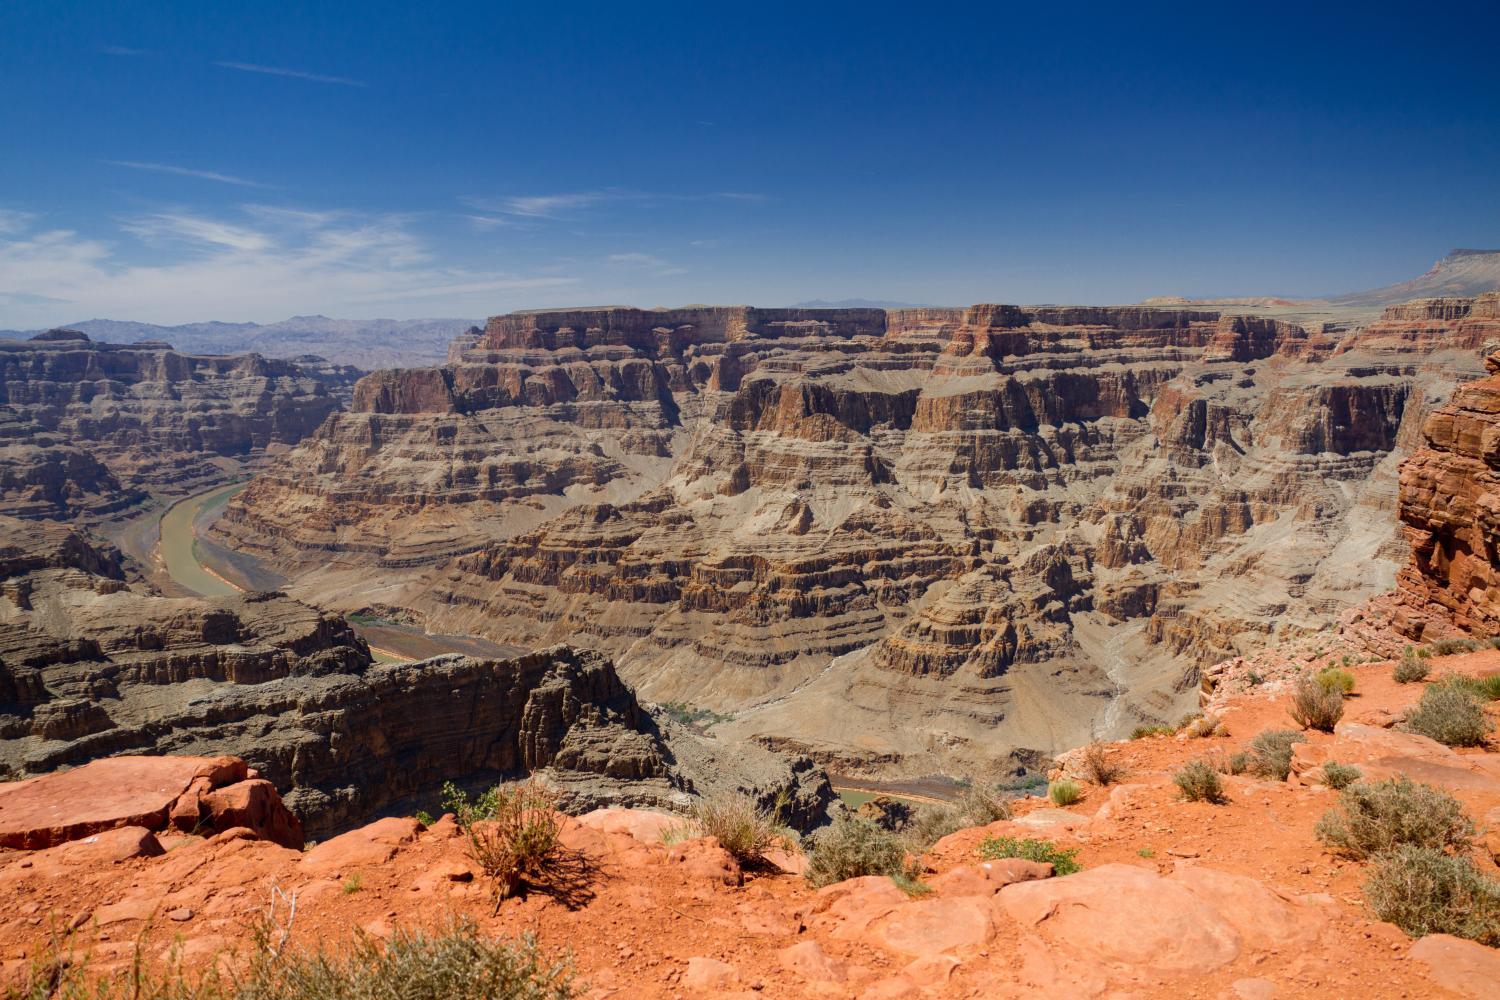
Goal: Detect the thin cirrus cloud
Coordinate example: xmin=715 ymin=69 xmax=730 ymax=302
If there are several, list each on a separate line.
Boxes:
xmin=0 ymin=206 xmax=578 ymax=326
xmin=469 ymin=190 xmax=767 ymax=220
xmin=213 ymin=60 xmax=367 ymax=87
xmin=104 ymin=160 xmax=274 ymax=189
xmin=606 ymin=252 xmax=688 ymax=278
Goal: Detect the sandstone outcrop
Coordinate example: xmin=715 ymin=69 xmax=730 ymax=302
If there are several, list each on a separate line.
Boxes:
xmin=0 ymin=512 xmax=830 ymax=836
xmin=0 ymin=330 xmax=347 ymax=521
xmin=211 ymin=300 xmax=1491 ymax=775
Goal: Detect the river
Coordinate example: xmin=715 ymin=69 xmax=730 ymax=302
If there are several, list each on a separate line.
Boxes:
xmin=156 ymin=480 xmax=251 ymax=598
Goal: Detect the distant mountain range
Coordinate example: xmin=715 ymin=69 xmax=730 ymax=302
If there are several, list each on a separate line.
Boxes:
xmin=0 ymin=316 xmax=480 ymax=369
xmin=789 ymin=298 xmax=935 ymax=309
xmin=1329 ymin=248 xmax=1500 ymax=307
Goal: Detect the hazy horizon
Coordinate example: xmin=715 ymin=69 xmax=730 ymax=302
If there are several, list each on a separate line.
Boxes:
xmin=2 ymin=3 xmax=1498 ymax=327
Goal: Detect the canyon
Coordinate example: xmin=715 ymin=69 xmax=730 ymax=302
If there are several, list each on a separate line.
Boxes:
xmin=211 ymin=294 xmax=1498 ymax=777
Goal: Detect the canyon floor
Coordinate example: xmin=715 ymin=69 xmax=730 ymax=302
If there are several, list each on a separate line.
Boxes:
xmin=3 ymin=646 xmax=1497 ymax=999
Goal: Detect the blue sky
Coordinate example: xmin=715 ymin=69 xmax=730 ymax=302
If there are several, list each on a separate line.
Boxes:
xmin=1 ymin=1 xmax=1497 ymax=325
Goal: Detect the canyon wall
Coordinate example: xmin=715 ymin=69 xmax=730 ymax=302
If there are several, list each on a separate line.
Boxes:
xmin=0 ymin=515 xmax=831 ymax=835
xmin=0 ymin=329 xmax=352 ymax=521
xmin=215 ymin=298 xmax=1495 ymax=775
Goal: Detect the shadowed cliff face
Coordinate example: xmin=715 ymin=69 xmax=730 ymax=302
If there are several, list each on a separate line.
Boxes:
xmin=214 ymin=298 xmax=1497 ymax=775
xmin=0 ymin=330 xmax=350 ymax=521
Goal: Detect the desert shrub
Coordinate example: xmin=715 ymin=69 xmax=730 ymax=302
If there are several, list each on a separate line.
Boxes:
xmin=1173 ymin=760 xmax=1228 ymax=803
xmin=441 ymin=781 xmax=501 ymax=828
xmin=804 ymin=813 xmax=913 ymax=888
xmin=976 ymin=835 xmax=1081 ymax=876
xmin=1446 ymin=673 xmax=1500 ymax=702
xmin=1249 ymin=729 xmax=1306 ymax=781
xmin=1130 ymin=724 xmax=1175 ymax=739
xmin=1320 ymin=761 xmax=1362 ymax=790
xmin=1393 ymin=647 xmax=1430 ymax=684
xmin=1181 ymin=714 xmax=1228 ymax=738
xmin=1426 ymin=637 xmax=1484 ymax=656
xmin=5 ymin=919 xmax=573 ymax=1000
xmin=682 ymin=792 xmax=789 ymax=866
xmin=889 ymin=872 xmax=933 ymax=898
xmin=1316 ymin=667 xmax=1356 ymax=694
xmin=1080 ymin=742 xmax=1124 ymax=785
xmin=1314 ymin=776 xmax=1474 ymax=859
xmin=1289 ymin=674 xmax=1344 ymax=732
xmin=1048 ymin=779 xmax=1082 ymax=806
xmin=460 ymin=779 xmax=565 ymax=905
xmin=1403 ymin=680 xmax=1489 ymax=747
xmin=1364 ymin=845 xmax=1500 ymax=945
xmin=1218 ymin=751 xmax=1252 ymax=776
xmin=903 ymin=787 xmax=1014 ymax=850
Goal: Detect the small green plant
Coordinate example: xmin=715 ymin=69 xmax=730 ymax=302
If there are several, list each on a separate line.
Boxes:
xmin=1173 ymin=760 xmax=1228 ymax=804
xmin=441 ymin=781 xmax=501 ymax=828
xmin=1320 ymin=761 xmax=1362 ymax=790
xmin=415 ymin=809 xmax=435 ymax=827
xmin=1316 ymin=667 xmax=1356 ymax=694
xmin=1048 ymin=779 xmax=1082 ymax=806
xmin=1446 ymin=673 xmax=1500 ymax=702
xmin=890 ymin=872 xmax=933 ymax=898
xmin=3 ymin=917 xmax=574 ymax=1000
xmin=1130 ymin=724 xmax=1176 ymax=739
xmin=1249 ymin=729 xmax=1307 ymax=781
xmin=1220 ymin=751 xmax=1252 ymax=776
xmin=1426 ymin=637 xmax=1485 ymax=656
xmin=1246 ymin=670 xmax=1265 ymax=687
xmin=977 ymin=836 xmax=1081 ymax=876
xmin=342 ymin=873 xmax=363 ymax=894
xmin=1393 ymin=647 xmax=1430 ymax=684
xmin=1403 ymin=679 xmax=1489 ymax=747
xmin=1289 ymin=674 xmax=1344 ymax=732
xmin=1364 ymin=845 xmax=1500 ymax=945
xmin=457 ymin=778 xmax=566 ymax=907
xmin=1137 ymin=847 xmax=1155 ymax=858
xmin=902 ymin=787 xmax=1013 ymax=850
xmin=1314 ymin=776 xmax=1474 ymax=859
xmin=681 ymin=792 xmax=791 ymax=866
xmin=656 ymin=701 xmax=732 ymax=728
xmin=804 ymin=813 xmax=914 ymax=888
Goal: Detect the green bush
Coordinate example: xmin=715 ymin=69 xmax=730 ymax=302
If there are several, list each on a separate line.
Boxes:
xmin=1316 ymin=667 xmax=1356 ymax=694
xmin=1249 ymin=729 xmax=1306 ymax=781
xmin=1320 ymin=761 xmax=1362 ymax=790
xmin=1220 ymin=751 xmax=1252 ymax=776
xmin=1289 ymin=674 xmax=1344 ymax=732
xmin=977 ymin=835 xmax=1081 ymax=876
xmin=1404 ymin=680 xmax=1489 ymax=747
xmin=1365 ymin=845 xmax=1500 ymax=945
xmin=1130 ymin=724 xmax=1175 ymax=739
xmin=1426 ymin=637 xmax=1485 ymax=656
xmin=1173 ymin=760 xmax=1228 ymax=803
xmin=683 ymin=792 xmax=790 ymax=866
xmin=3 ymin=918 xmax=573 ymax=1000
xmin=1048 ymin=779 xmax=1082 ymax=806
xmin=903 ymin=788 xmax=1013 ymax=850
xmin=1314 ymin=776 xmax=1474 ymax=859
xmin=1393 ymin=648 xmax=1430 ymax=684
xmin=804 ymin=813 xmax=913 ymax=888
xmin=1446 ymin=673 xmax=1500 ymax=702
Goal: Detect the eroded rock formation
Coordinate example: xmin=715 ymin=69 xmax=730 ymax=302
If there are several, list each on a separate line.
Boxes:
xmin=0 ymin=330 xmax=349 ymax=521
xmin=0 ymin=515 xmax=831 ymax=835
xmin=214 ymin=299 xmax=1493 ymax=774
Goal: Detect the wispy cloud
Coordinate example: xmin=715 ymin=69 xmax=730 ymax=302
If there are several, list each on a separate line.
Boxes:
xmin=461 ymin=214 xmax=512 ymax=230
xmin=0 ymin=207 xmax=577 ymax=326
xmin=104 ymin=160 xmax=274 ymax=189
xmin=469 ymin=189 xmax=767 ymax=220
xmin=606 ymin=252 xmax=687 ymax=278
xmin=0 ymin=210 xmax=36 ymax=236
xmin=214 ymin=60 xmax=367 ymax=87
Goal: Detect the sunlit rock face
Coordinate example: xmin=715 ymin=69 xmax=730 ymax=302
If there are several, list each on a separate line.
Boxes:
xmin=0 ymin=329 xmax=346 ymax=520
xmin=216 ymin=299 xmax=1491 ymax=774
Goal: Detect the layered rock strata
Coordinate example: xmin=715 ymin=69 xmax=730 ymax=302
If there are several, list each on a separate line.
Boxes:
xmin=0 ymin=329 xmax=349 ymax=521
xmin=216 ymin=300 xmax=1493 ymax=774
xmin=0 ymin=516 xmax=831 ymax=835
